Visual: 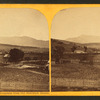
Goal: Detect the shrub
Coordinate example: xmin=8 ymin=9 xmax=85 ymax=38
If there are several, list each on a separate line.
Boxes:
xmin=9 ymin=48 xmax=24 ymax=62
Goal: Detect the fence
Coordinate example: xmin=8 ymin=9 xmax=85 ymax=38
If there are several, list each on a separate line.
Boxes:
xmin=0 ymin=81 xmax=49 ymax=92
xmin=52 ymin=78 xmax=100 ymax=88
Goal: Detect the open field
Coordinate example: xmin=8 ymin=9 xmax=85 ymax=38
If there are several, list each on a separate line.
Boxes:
xmin=51 ymin=63 xmax=100 ymax=91
xmin=0 ymin=43 xmax=49 ymax=92
xmin=51 ymin=38 xmax=100 ymax=91
xmin=52 ymin=63 xmax=100 ymax=79
xmin=0 ymin=66 xmax=49 ymax=92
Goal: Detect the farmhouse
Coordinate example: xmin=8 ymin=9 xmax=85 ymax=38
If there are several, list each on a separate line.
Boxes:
xmin=74 ymin=50 xmax=85 ymax=53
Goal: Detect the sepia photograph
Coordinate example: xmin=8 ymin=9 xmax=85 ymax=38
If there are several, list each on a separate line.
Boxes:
xmin=0 ymin=8 xmax=49 ymax=92
xmin=51 ymin=7 xmax=100 ymax=91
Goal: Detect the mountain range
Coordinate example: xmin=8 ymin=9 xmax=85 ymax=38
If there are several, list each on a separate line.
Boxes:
xmin=67 ymin=35 xmax=100 ymax=43
xmin=0 ymin=36 xmax=49 ymax=48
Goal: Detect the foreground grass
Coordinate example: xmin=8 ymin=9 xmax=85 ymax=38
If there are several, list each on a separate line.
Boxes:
xmin=52 ymin=63 xmax=100 ymax=80
xmin=52 ymin=63 xmax=100 ymax=91
xmin=0 ymin=67 xmax=49 ymax=84
xmin=52 ymin=86 xmax=100 ymax=91
xmin=0 ymin=67 xmax=49 ymax=91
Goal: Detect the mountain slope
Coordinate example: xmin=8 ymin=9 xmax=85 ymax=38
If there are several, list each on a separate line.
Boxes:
xmin=67 ymin=35 xmax=100 ymax=43
xmin=0 ymin=36 xmax=49 ymax=48
xmin=51 ymin=39 xmax=76 ymax=52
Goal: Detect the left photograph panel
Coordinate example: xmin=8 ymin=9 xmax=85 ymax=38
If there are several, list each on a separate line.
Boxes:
xmin=0 ymin=8 xmax=49 ymax=92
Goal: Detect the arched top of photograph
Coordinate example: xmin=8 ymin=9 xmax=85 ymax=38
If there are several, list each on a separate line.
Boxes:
xmin=0 ymin=8 xmax=49 ymax=48
xmin=0 ymin=8 xmax=49 ymax=92
xmin=51 ymin=7 xmax=100 ymax=43
xmin=51 ymin=7 xmax=100 ymax=92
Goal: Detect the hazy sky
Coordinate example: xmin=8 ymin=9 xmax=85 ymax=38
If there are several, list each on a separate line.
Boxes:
xmin=0 ymin=8 xmax=49 ymax=40
xmin=51 ymin=7 xmax=100 ymax=40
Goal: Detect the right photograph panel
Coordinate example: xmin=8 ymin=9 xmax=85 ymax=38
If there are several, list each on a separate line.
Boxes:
xmin=51 ymin=7 xmax=100 ymax=91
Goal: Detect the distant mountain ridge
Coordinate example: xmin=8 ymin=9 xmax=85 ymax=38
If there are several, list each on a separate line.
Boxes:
xmin=0 ymin=36 xmax=49 ymax=48
xmin=67 ymin=35 xmax=100 ymax=43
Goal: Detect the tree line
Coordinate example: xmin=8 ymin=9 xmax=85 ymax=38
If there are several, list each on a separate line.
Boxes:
xmin=52 ymin=45 xmax=88 ymax=64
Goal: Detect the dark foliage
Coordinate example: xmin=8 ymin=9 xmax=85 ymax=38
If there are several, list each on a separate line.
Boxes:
xmin=84 ymin=46 xmax=87 ymax=52
xmin=9 ymin=48 xmax=24 ymax=62
xmin=53 ymin=45 xmax=65 ymax=63
xmin=71 ymin=45 xmax=77 ymax=52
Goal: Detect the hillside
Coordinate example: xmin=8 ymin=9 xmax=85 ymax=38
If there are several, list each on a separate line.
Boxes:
xmin=51 ymin=38 xmax=100 ymax=53
xmin=51 ymin=39 xmax=75 ymax=52
xmin=0 ymin=36 xmax=49 ymax=48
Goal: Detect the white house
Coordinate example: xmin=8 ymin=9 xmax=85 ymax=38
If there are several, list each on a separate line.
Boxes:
xmin=74 ymin=50 xmax=85 ymax=53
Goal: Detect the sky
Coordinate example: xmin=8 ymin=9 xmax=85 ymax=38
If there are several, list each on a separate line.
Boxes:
xmin=51 ymin=7 xmax=100 ymax=40
xmin=0 ymin=8 xmax=49 ymax=40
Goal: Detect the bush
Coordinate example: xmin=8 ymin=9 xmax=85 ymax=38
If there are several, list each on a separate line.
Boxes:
xmin=9 ymin=48 xmax=24 ymax=62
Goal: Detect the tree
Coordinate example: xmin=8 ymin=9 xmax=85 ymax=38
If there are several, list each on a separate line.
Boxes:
xmin=71 ymin=45 xmax=77 ymax=52
xmin=9 ymin=48 xmax=24 ymax=62
xmin=54 ymin=45 xmax=65 ymax=63
xmin=84 ymin=46 xmax=87 ymax=52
